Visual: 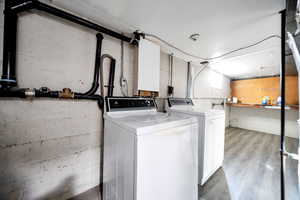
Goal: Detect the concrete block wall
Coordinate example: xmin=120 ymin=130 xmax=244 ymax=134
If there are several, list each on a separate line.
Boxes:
xmin=0 ymin=3 xmax=135 ymax=199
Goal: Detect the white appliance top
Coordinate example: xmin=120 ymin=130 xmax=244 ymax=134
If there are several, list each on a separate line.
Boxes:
xmin=170 ymin=105 xmax=225 ymax=116
xmin=105 ymin=97 xmax=197 ymax=135
xmin=168 ymin=98 xmax=225 ymax=117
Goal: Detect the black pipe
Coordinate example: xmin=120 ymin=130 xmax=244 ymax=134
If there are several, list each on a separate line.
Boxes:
xmin=0 ymin=87 xmax=104 ymax=108
xmin=34 ymin=87 xmax=59 ymax=98
xmin=0 ymin=87 xmax=27 ymax=98
xmin=0 ymin=0 xmax=18 ymax=89
xmin=11 ymin=0 xmax=135 ymax=44
xmin=186 ymin=62 xmax=191 ymax=98
xmin=100 ymin=54 xmax=116 ymax=97
xmin=83 ymin=33 xmax=104 ymax=96
xmin=280 ymin=9 xmax=286 ymax=200
xmin=74 ymin=93 xmax=104 ymax=108
xmin=107 ymin=59 xmax=116 ymax=97
xmin=9 ymin=0 xmax=36 ymax=13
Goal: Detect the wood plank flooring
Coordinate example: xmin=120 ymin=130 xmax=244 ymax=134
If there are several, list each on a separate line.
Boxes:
xmin=70 ymin=127 xmax=299 ymax=200
xmin=199 ymin=127 xmax=299 ymax=200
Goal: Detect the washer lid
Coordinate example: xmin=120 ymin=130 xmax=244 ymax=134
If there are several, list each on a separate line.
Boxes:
xmin=169 ymin=106 xmax=225 ymax=117
xmin=105 ymin=112 xmax=197 ymax=135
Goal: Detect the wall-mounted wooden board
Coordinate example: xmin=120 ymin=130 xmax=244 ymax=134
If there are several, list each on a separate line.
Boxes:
xmin=231 ymin=76 xmax=298 ymax=105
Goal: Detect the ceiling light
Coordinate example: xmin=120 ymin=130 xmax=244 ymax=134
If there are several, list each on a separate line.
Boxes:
xmin=189 ymin=33 xmax=200 ymax=41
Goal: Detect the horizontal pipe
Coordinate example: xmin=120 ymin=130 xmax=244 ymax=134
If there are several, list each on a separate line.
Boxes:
xmin=0 ymin=87 xmax=104 ymax=108
xmin=9 ymin=0 xmax=35 ymax=13
xmin=74 ymin=93 xmax=104 ymax=108
xmin=0 ymin=87 xmax=27 ymax=98
xmin=10 ymin=0 xmax=135 ymax=44
xmin=34 ymin=88 xmax=59 ymax=98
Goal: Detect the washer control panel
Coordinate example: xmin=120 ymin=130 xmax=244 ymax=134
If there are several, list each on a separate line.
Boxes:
xmin=106 ymin=97 xmax=156 ymax=112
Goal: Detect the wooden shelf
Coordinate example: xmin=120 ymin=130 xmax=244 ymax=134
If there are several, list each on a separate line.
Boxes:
xmin=227 ymin=103 xmax=299 ymax=110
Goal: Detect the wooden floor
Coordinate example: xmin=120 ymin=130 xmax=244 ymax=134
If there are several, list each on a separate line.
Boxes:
xmin=200 ymin=127 xmax=299 ymax=200
xmin=70 ymin=127 xmax=299 ymax=200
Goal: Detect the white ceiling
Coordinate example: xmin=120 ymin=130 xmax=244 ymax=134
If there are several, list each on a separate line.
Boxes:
xmin=43 ymin=0 xmax=289 ymax=78
xmin=210 ymin=49 xmax=298 ymax=79
xmin=209 ymin=47 xmax=281 ymax=79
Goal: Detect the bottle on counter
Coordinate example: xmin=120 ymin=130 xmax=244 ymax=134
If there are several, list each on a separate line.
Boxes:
xmin=262 ymin=96 xmax=270 ymax=105
xmin=277 ymin=96 xmax=281 ymax=106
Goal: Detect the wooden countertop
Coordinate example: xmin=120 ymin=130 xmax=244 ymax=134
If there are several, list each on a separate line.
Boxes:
xmin=227 ymin=103 xmax=299 ymax=110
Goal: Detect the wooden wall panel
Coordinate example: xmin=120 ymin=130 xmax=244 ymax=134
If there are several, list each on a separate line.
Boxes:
xmin=231 ymin=76 xmax=298 ymax=105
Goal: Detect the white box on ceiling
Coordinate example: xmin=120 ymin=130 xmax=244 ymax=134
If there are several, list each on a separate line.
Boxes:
xmin=137 ymin=39 xmax=160 ymax=92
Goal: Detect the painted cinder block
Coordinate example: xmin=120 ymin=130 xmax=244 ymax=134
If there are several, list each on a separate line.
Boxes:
xmin=0 ymin=2 xmax=133 ymax=198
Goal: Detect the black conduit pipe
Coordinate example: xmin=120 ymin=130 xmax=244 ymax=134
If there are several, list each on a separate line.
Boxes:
xmin=0 ymin=87 xmax=27 ymax=98
xmin=0 ymin=87 xmax=104 ymax=108
xmin=74 ymin=93 xmax=104 ymax=108
xmin=83 ymin=33 xmax=104 ymax=96
xmin=100 ymin=54 xmax=116 ymax=97
xmin=34 ymin=89 xmax=59 ymax=98
xmin=0 ymin=0 xmax=18 ymax=89
xmin=10 ymin=0 xmax=134 ymax=44
xmin=280 ymin=9 xmax=287 ymax=200
xmin=107 ymin=59 xmax=116 ymax=97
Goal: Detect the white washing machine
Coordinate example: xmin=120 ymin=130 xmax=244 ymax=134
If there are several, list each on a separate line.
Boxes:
xmin=167 ymin=98 xmax=225 ymax=185
xmin=103 ymin=97 xmax=198 ymax=200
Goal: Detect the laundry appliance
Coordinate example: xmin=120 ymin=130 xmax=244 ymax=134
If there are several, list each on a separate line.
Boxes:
xmin=167 ymin=98 xmax=225 ymax=185
xmin=103 ymin=97 xmax=198 ymax=200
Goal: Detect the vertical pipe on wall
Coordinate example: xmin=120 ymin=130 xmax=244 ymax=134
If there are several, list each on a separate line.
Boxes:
xmin=100 ymin=54 xmax=116 ymax=97
xmin=168 ymin=54 xmax=173 ymax=86
xmin=83 ymin=33 xmax=104 ymax=96
xmin=171 ymin=55 xmax=173 ymax=87
xmin=186 ymin=62 xmax=192 ymax=98
xmin=107 ymin=59 xmax=116 ymax=97
xmin=0 ymin=0 xmax=18 ymax=88
xmin=280 ymin=9 xmax=287 ymax=200
xmin=167 ymin=54 xmax=174 ymax=97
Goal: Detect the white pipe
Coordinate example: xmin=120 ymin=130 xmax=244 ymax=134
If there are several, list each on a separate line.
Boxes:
xmin=287 ymin=32 xmax=300 ymax=72
xmin=120 ymin=40 xmax=128 ymax=96
xmin=287 ymin=31 xmax=300 ymax=195
xmin=295 ymin=0 xmax=300 ymax=35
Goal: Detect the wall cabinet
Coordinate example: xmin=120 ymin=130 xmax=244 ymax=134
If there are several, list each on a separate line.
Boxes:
xmin=137 ymin=39 xmax=160 ymax=93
